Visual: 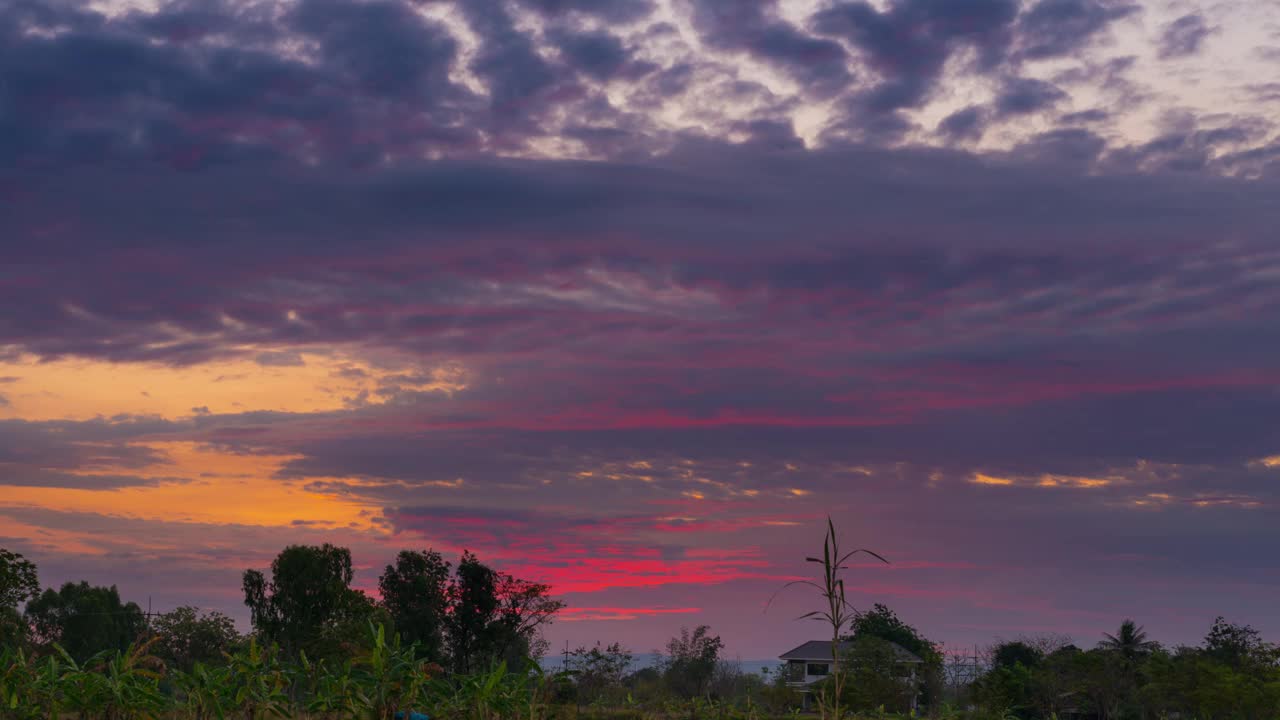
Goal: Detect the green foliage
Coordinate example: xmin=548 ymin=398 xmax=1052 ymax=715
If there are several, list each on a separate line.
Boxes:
xmin=242 ymin=544 xmax=374 ymax=660
xmin=427 ymin=658 xmax=568 ymax=720
xmin=846 ymin=603 xmax=941 ymax=709
xmin=567 ymin=642 xmax=633 ymax=705
xmin=1 ymin=638 xmax=167 ymax=720
xmin=222 ymin=637 xmax=290 ymax=720
xmin=243 ymin=544 xmax=563 ymax=677
xmin=351 ymin=623 xmax=431 ymax=720
xmin=380 ymin=550 xmax=452 ymax=663
xmin=1097 ymin=619 xmax=1159 ymax=667
xmin=836 ymin=637 xmax=918 ymax=714
xmin=174 ymin=661 xmax=237 ymax=720
xmin=444 ymin=551 xmax=564 ymax=675
xmin=24 ymin=582 xmax=146 ymax=663
xmin=94 ymin=636 xmax=168 ymax=720
xmin=0 ymin=551 xmax=39 ymax=614
xmin=661 ymin=626 xmax=724 ymax=699
xmin=0 ymin=609 xmax=26 ymax=653
xmin=971 ymin=617 xmax=1280 ymax=720
xmin=151 ymin=606 xmax=242 ymax=673
xmin=991 ymin=642 xmax=1043 ymax=672
xmin=446 ymin=552 xmax=498 ymax=675
xmin=847 ymin=605 xmax=937 ymax=664
xmin=1204 ymin=616 xmax=1277 ymax=671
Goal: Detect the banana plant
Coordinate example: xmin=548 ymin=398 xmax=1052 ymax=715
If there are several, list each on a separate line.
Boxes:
xmin=0 ymin=647 xmax=41 ymax=720
xmin=305 ymin=658 xmax=362 ymax=720
xmin=512 ymin=661 xmax=563 ymax=720
xmin=1 ymin=646 xmax=86 ymax=720
xmin=95 ymin=637 xmax=167 ymax=720
xmin=174 ymin=662 xmax=235 ymax=720
xmin=49 ymin=645 xmax=109 ymax=720
xmin=223 ymin=639 xmax=289 ymax=720
xmin=427 ymin=662 xmax=510 ymax=720
xmin=352 ymin=623 xmax=431 ymax=720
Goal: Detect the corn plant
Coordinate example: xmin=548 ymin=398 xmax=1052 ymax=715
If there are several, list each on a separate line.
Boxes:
xmin=768 ymin=516 xmax=888 ymax=720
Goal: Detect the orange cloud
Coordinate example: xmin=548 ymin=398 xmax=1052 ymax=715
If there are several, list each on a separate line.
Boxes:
xmin=0 ymin=441 xmax=380 ymax=530
xmin=971 ymin=472 xmax=1013 ymax=486
xmin=0 ymin=351 xmax=466 ymax=420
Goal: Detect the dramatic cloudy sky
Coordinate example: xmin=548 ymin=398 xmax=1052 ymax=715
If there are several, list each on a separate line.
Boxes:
xmin=3 ymin=0 xmax=1280 ymax=660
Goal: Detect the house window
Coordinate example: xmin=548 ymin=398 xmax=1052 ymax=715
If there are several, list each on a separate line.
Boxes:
xmin=807 ymin=663 xmax=830 ymax=676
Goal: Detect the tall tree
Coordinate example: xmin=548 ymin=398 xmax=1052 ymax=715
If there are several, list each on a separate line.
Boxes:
xmin=0 ymin=548 xmax=39 ymax=611
xmin=24 ymin=581 xmax=146 ymax=662
xmin=493 ymin=572 xmax=562 ymax=663
xmin=0 ymin=548 xmax=39 ymax=649
xmin=566 ymin=642 xmax=633 ymax=705
xmin=1203 ymin=616 xmax=1273 ymax=670
xmin=662 ymin=625 xmax=724 ymax=698
xmin=445 ymin=551 xmax=499 ymax=674
xmin=841 ymin=636 xmax=918 ymax=713
xmin=378 ymin=549 xmax=451 ymax=662
xmin=243 ymin=543 xmax=370 ymax=658
xmin=846 ymin=603 xmax=940 ymax=708
xmin=992 ymin=641 xmax=1044 ymax=670
xmin=443 ymin=552 xmax=563 ymax=673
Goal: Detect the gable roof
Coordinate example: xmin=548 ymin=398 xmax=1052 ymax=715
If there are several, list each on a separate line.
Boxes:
xmin=779 ymin=640 xmax=924 ymax=664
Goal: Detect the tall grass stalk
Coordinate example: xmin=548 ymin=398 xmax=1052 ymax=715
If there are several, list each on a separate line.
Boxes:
xmin=768 ymin=516 xmax=888 ymax=720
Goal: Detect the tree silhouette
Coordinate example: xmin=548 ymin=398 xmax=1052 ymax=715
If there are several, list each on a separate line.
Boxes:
xmin=149 ymin=606 xmax=241 ymax=672
xmin=0 ymin=548 xmax=39 ymax=649
xmin=379 ymin=549 xmax=451 ymax=662
xmin=662 ymin=625 xmax=723 ymax=698
xmin=243 ymin=543 xmax=371 ymax=658
xmin=24 ymin=581 xmax=146 ymax=662
xmin=1098 ymin=619 xmax=1160 ymax=663
xmin=0 ymin=548 xmax=39 ymax=611
xmin=443 ymin=551 xmax=563 ymax=673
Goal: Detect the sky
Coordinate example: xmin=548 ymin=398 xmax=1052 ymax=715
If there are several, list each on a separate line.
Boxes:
xmin=2 ymin=0 xmax=1280 ymax=662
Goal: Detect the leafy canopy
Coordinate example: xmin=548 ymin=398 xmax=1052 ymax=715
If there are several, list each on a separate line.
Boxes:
xmin=24 ymin=581 xmax=146 ymax=663
xmin=243 ymin=543 xmax=373 ymax=659
xmin=0 ymin=548 xmax=39 ymax=611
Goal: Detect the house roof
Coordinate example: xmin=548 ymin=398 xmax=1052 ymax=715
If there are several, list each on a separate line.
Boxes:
xmin=779 ymin=640 xmax=924 ymax=664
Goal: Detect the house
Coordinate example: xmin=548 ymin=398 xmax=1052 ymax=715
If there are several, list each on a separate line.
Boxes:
xmin=778 ymin=640 xmax=924 ymax=711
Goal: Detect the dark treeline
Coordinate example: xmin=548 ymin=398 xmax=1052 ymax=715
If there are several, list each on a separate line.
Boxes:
xmin=4 ymin=544 xmax=1280 ymax=720
xmin=241 ymin=544 xmax=563 ymax=673
xmin=970 ymin=618 xmax=1280 ymax=720
xmin=2 ymin=544 xmax=561 ymax=674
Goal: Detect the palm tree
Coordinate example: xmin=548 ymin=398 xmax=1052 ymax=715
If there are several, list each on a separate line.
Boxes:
xmin=1098 ymin=619 xmax=1159 ymax=663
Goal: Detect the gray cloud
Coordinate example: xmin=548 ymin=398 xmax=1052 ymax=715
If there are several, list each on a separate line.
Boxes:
xmin=995 ymin=77 xmax=1069 ymax=115
xmin=1014 ymin=0 xmax=1140 ymax=60
xmin=1158 ymin=13 xmax=1214 ymax=59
